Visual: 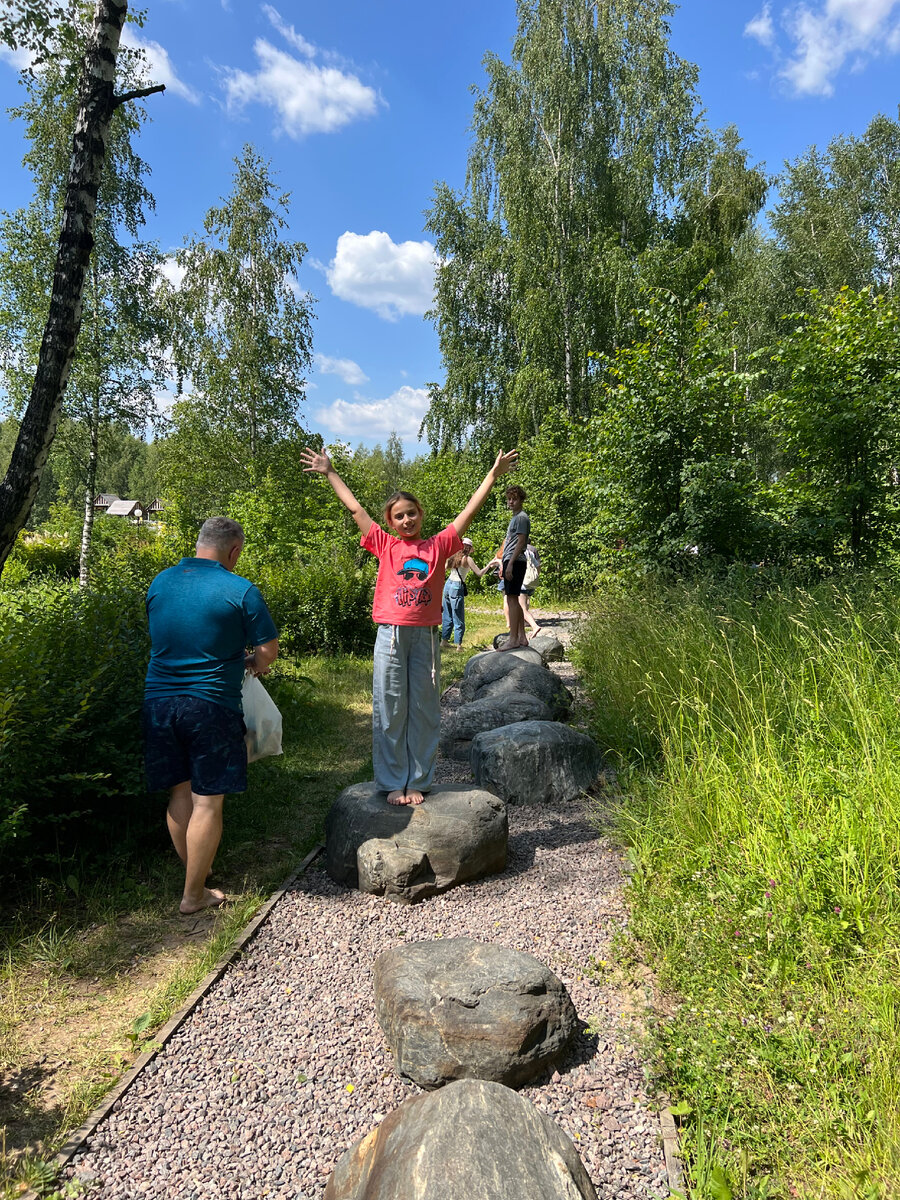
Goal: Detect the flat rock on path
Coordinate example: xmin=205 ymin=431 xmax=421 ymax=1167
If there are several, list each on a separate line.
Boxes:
xmin=471 ymin=720 xmax=604 ymax=806
xmin=324 ymin=1078 xmax=598 ymax=1200
xmin=325 ymin=783 xmax=507 ymax=904
xmin=439 ymin=692 xmax=553 ymax=761
xmin=373 ymin=937 xmax=577 ymax=1089
xmin=459 ymin=656 xmax=571 ymax=720
xmin=468 ymin=644 xmax=544 ymax=670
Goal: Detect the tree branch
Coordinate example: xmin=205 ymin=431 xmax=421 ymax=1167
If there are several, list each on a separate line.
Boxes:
xmin=113 ymin=83 xmax=165 ymax=108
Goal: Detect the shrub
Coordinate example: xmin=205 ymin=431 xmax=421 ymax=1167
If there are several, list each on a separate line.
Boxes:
xmin=7 ymin=531 xmax=78 ymax=579
xmin=252 ymin=550 xmax=376 ymax=655
xmin=0 ymin=581 xmax=150 ymax=875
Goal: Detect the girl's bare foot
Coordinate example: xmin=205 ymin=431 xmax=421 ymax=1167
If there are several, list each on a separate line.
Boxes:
xmin=387 ymin=789 xmax=409 ymax=805
xmin=180 ymin=887 xmax=226 ymax=915
xmin=405 ymin=789 xmax=425 ymax=805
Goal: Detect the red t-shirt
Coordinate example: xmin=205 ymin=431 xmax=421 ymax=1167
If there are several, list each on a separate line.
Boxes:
xmin=362 ymin=523 xmax=462 ymax=626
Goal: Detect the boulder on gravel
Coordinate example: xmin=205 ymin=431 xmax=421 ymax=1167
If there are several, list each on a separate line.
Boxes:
xmin=324 ymin=1078 xmax=598 ymax=1200
xmin=470 ymin=721 xmax=603 ymax=805
xmin=459 ymin=656 xmax=571 ymax=719
xmin=528 ymin=630 xmax=565 ymax=662
xmin=470 ymin=644 xmax=544 ymax=671
xmin=325 ymin=783 xmax=507 ymax=904
xmin=439 ymin=693 xmax=553 ymax=761
xmin=373 ymin=937 xmax=578 ymax=1089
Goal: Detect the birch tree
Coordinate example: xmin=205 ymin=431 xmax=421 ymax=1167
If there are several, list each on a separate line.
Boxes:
xmin=0 ymin=0 xmax=163 ymax=573
xmin=162 ymin=145 xmax=314 ymax=529
xmin=0 ymin=8 xmax=166 ymax=586
xmin=425 ymin=0 xmax=765 ymax=450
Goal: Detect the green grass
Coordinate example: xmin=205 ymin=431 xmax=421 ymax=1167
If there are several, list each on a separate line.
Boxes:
xmin=573 ymin=577 xmax=900 ymax=1199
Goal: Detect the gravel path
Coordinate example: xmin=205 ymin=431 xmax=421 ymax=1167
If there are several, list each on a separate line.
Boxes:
xmin=69 ymin=619 xmax=669 ymax=1199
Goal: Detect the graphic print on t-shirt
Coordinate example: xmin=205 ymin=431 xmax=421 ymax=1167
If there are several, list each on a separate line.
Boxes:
xmin=394 ymin=556 xmax=432 ymax=608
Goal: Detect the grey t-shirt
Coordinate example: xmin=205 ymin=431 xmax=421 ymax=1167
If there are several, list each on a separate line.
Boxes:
xmin=502 ymin=511 xmax=531 ymax=562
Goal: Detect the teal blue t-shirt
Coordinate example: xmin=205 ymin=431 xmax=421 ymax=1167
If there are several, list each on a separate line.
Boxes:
xmin=144 ymin=558 xmax=278 ymax=713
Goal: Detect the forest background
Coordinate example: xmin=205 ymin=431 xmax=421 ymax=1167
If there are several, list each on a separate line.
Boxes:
xmin=2 ymin=0 xmax=900 ymax=1197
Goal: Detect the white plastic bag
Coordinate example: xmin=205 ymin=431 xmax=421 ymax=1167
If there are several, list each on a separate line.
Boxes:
xmin=242 ymin=672 xmax=283 ymax=762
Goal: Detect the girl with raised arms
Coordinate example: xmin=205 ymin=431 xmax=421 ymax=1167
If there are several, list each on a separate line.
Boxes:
xmin=299 ymin=446 xmax=518 ymax=806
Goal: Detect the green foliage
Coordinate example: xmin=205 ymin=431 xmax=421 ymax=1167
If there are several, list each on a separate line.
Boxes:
xmin=161 ymin=145 xmax=314 ymax=531
xmin=772 ymin=108 xmax=900 ymax=298
xmin=769 ymin=287 xmax=900 ymax=566
xmin=7 ymin=530 xmax=78 ymax=579
xmin=588 ymin=285 xmax=767 ymax=569
xmin=574 ymin=578 xmax=900 ymax=1193
xmin=424 ymin=0 xmax=766 ymax=449
xmin=0 ymin=582 xmax=150 ymax=873
xmin=253 ymin=552 xmax=376 ymax=656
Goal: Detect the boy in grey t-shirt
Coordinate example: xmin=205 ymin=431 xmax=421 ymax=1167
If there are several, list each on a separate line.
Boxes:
xmin=498 ymin=485 xmax=530 ymax=650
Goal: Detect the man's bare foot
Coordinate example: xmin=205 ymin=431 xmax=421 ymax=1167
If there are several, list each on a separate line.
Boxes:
xmin=387 ymin=789 xmax=410 ymax=805
xmin=527 ymin=627 xmax=541 ymax=638
xmin=180 ymin=887 xmax=226 ymax=915
xmin=405 ymin=789 xmax=425 ymax=805
xmin=496 ymin=637 xmax=527 ymax=651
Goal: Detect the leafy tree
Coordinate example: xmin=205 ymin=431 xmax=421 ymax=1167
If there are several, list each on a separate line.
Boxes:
xmin=0 ymin=12 xmax=167 ymax=585
xmin=769 ymin=288 xmax=900 ymax=566
xmin=424 ymin=0 xmax=765 ymax=451
xmin=162 ymin=145 xmax=314 ymax=532
xmin=772 ymin=110 xmax=900 ymax=299
xmin=0 ymin=0 xmax=164 ymax=573
xmin=588 ymin=284 xmax=762 ymax=568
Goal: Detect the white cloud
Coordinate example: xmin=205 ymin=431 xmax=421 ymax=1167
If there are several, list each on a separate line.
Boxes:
xmin=326 ymin=231 xmax=439 ymax=321
xmin=315 ymin=354 xmax=369 ymax=385
xmin=221 ymin=13 xmax=379 ymax=139
xmin=315 ymin=385 xmax=430 ymax=439
xmin=751 ymin=0 xmax=900 ymax=96
xmin=745 ymin=4 xmax=776 ymax=46
xmin=157 ymin=255 xmax=186 ymax=289
xmin=262 ymin=5 xmax=317 ymax=58
xmin=121 ymin=28 xmax=200 ymax=104
xmin=0 ymin=43 xmax=35 ymax=72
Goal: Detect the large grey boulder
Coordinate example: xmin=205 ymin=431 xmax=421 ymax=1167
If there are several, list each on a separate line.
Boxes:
xmin=459 ymin=656 xmax=571 ymax=719
xmin=325 ymin=783 xmax=507 ymax=904
xmin=468 ymin=644 xmax=544 ymax=671
xmin=324 ymin=1079 xmax=598 ymax=1200
xmin=373 ymin=938 xmax=578 ymax=1090
xmin=439 ymin=693 xmax=553 ymax=761
xmin=528 ymin=630 xmax=565 ymax=662
xmin=470 ymin=721 xmax=603 ymax=805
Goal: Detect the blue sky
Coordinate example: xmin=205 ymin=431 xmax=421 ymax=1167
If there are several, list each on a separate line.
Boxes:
xmin=2 ymin=0 xmax=900 ymax=452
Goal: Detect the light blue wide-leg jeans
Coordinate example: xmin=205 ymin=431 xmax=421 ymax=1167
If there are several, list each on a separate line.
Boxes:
xmin=441 ymin=582 xmax=466 ymax=644
xmin=372 ymin=624 xmax=442 ymax=793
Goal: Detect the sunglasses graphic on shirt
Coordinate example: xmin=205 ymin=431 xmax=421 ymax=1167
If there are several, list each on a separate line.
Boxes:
xmin=398 ymin=557 xmax=429 ymax=582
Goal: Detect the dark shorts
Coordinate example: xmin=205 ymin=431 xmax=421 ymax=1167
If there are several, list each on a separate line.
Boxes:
xmin=142 ymin=695 xmax=247 ymax=796
xmin=502 ymin=558 xmax=527 ymax=597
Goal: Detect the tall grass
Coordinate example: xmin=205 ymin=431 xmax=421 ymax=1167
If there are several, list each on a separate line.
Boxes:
xmin=574 ymin=577 xmax=900 ymax=1198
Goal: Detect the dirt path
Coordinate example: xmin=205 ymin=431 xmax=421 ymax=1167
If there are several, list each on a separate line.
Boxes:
xmin=63 ymin=613 xmax=670 ymax=1199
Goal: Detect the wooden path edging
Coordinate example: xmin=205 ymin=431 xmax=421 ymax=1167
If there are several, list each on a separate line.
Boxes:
xmin=659 ymin=1099 xmax=685 ymax=1194
xmin=27 ymin=843 xmax=324 ymax=1200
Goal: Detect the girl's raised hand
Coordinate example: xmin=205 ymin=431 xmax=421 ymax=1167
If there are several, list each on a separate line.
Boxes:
xmin=300 ymin=447 xmax=331 ymax=474
xmin=492 ymin=449 xmax=518 ymax=477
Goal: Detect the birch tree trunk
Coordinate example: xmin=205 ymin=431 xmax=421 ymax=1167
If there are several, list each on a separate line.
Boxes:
xmin=79 ymin=383 xmax=101 ymax=589
xmin=0 ymin=0 xmax=163 ymax=573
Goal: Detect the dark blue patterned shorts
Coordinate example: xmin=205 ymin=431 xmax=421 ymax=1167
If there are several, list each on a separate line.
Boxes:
xmin=142 ymin=695 xmax=247 ymax=796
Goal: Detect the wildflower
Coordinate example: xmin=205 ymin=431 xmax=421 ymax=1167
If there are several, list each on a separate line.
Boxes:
xmin=764 ymin=892 xmax=770 ymax=899
xmin=834 ymin=906 xmax=841 ymax=914
xmin=769 ymin=879 xmax=777 ymax=887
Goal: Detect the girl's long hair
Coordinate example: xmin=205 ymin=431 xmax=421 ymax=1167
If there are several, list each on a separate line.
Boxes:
xmin=382 ymin=490 xmax=423 ymax=526
xmin=446 ymin=549 xmax=467 ymax=571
